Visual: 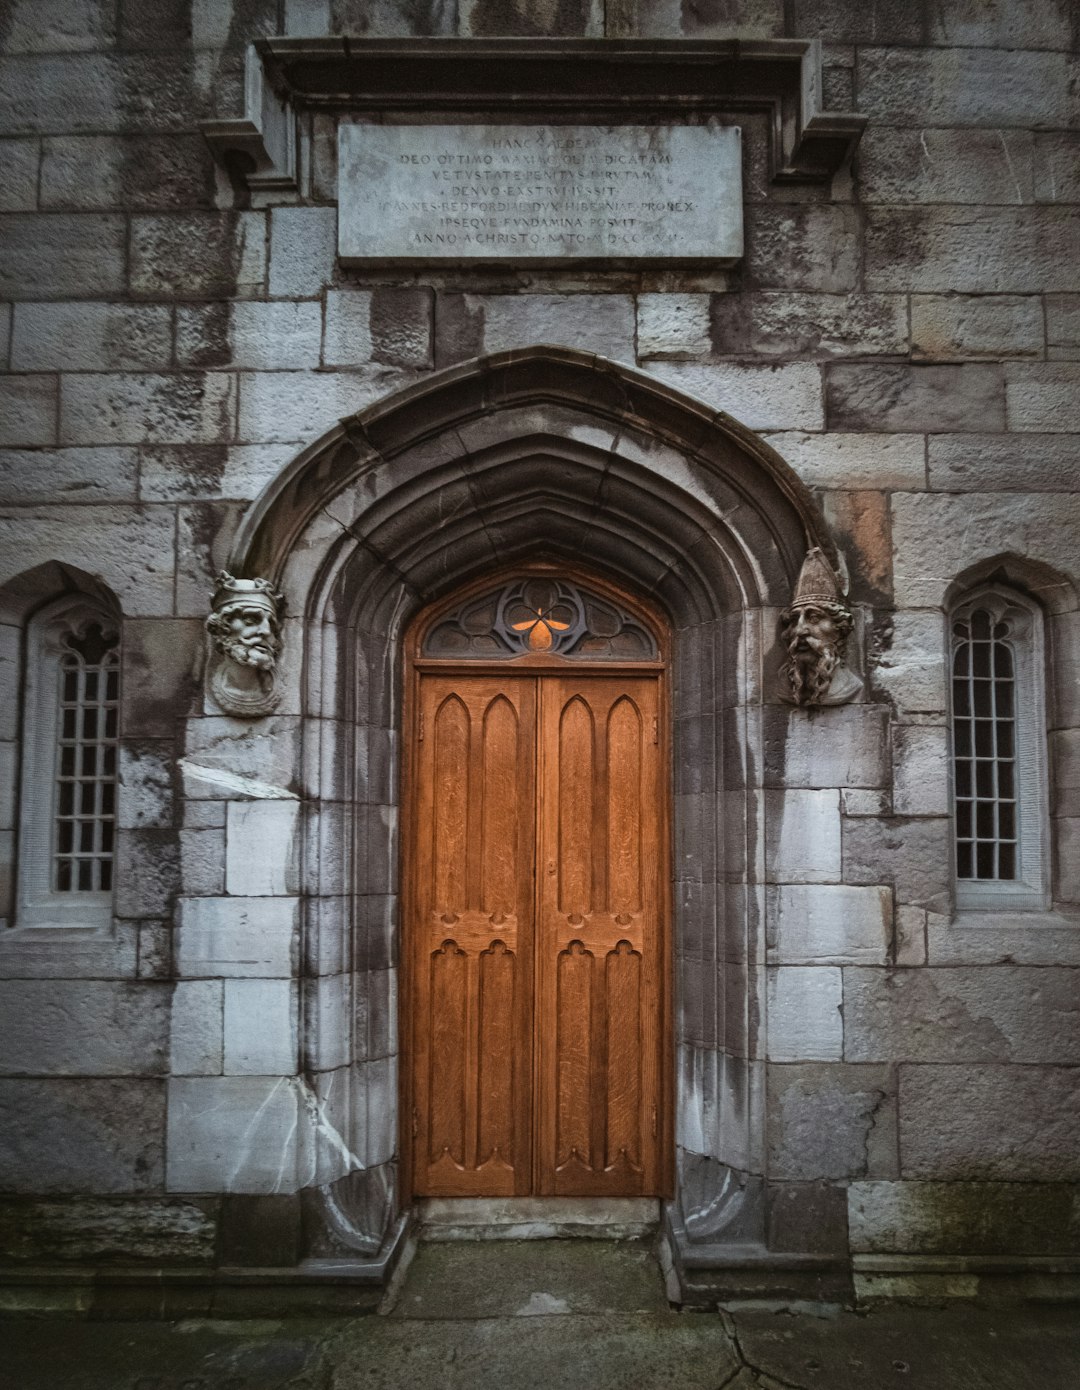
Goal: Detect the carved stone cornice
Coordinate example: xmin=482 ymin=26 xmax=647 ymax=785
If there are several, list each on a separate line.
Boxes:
xmin=202 ymin=37 xmax=865 ymax=197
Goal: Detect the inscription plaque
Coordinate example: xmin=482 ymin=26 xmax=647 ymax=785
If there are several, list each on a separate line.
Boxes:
xmin=338 ymin=123 xmax=743 ymax=265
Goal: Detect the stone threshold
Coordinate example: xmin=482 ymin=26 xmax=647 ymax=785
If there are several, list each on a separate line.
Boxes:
xmin=416 ymin=1197 xmax=660 ymax=1242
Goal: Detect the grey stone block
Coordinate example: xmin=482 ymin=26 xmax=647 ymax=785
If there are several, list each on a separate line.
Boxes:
xmin=646 ymin=362 xmax=824 ymax=431
xmin=711 ymin=292 xmax=908 ymax=358
xmin=114 ymin=828 xmax=180 ymax=918
xmin=236 ymin=367 xmax=411 ymax=445
xmin=765 ymin=789 xmax=841 ymax=884
xmin=225 ymin=799 xmax=300 ymax=897
xmin=4 ymin=0 xmax=116 ymax=53
xmin=117 ymin=740 xmax=175 ymax=830
xmin=170 ymin=980 xmax=223 ymax=1076
xmin=1005 ymin=364 xmax=1080 ymax=432
xmin=180 ymin=827 xmax=226 ymax=895
xmin=1034 ymin=132 xmax=1080 ymax=206
xmin=911 ymin=295 xmax=1043 ymax=361
xmin=60 ymin=372 xmax=236 ymax=447
xmin=220 ymin=1193 xmax=301 ymax=1267
xmin=866 ymin=207 xmax=1079 ymax=294
xmin=745 ymin=204 xmax=860 ymax=293
xmin=0 ymin=138 xmax=39 ymax=211
xmin=767 ymin=884 xmax=892 ymax=966
xmin=369 ymin=286 xmax=434 ymax=368
xmin=767 ymin=966 xmax=843 ymax=1061
xmin=12 ymin=301 xmax=173 ymax=372
xmin=848 ymin=1179 xmax=1080 ymax=1256
xmin=767 ymin=1062 xmax=897 ymax=1181
xmin=790 ymin=0 xmax=920 ymax=42
xmin=859 ymin=128 xmax=1035 ymax=206
xmin=826 ymin=363 xmax=1004 ymax=433
xmin=0 ymin=212 xmax=125 ymax=298
xmin=166 ymin=1075 xmax=299 ymax=1193
xmin=857 ymin=46 xmax=1075 ymax=128
xmin=927 ymin=433 xmax=1080 ymax=492
xmin=0 ymin=1079 xmax=165 ymax=1192
xmin=636 ymin=293 xmax=711 ymax=360
xmin=0 ymin=375 xmax=57 ymax=447
xmin=460 ymin=0 xmax=603 ymax=37
xmin=130 ymin=212 xmax=254 ymax=299
xmin=766 ymin=1181 xmax=849 ymax=1255
xmin=223 ymin=979 xmax=299 ymax=1076
xmin=0 ymin=53 xmax=204 ymax=137
xmin=177 ymin=300 xmax=322 ymax=371
xmin=762 ymin=432 xmax=926 ymax=491
xmin=926 ymin=0 xmax=1075 ymax=49
xmin=269 ymin=205 xmax=337 ymax=298
xmin=1047 ymin=294 xmax=1080 ymax=353
xmin=182 ymin=716 xmax=302 ymax=800
xmin=844 ymin=967 xmax=1080 ymax=1065
xmin=0 ymin=1196 xmax=216 ymax=1264
xmin=762 ymin=706 xmax=890 ymax=790
xmin=0 ymin=981 xmax=170 ymax=1077
xmin=841 ymin=817 xmax=950 ymax=915
xmin=444 ymin=294 xmax=635 ymax=366
xmin=870 ymin=609 xmax=947 ymax=714
xmin=39 ymin=133 xmax=212 ymax=211
xmin=175 ymin=895 xmax=298 ymax=979
xmin=899 ymin=1065 xmax=1080 ymax=1180
xmin=892 ymin=723 xmax=949 ymax=817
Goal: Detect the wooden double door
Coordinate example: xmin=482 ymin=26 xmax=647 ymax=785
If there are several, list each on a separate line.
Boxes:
xmin=405 ymin=670 xmax=669 ymax=1198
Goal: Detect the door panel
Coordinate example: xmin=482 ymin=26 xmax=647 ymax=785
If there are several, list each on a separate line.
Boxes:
xmin=407 ymin=669 xmax=665 ymax=1198
xmin=536 ymin=676 xmax=662 ymax=1196
xmin=412 ymin=676 xmax=536 ymax=1196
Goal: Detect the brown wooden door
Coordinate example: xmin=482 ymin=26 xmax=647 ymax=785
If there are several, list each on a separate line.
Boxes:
xmin=407 ymin=671 xmax=666 ymax=1198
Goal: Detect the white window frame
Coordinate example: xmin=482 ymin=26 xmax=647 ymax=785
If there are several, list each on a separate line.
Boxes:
xmin=949 ymin=585 xmax=1050 ymax=913
xmin=16 ymin=595 xmax=118 ymax=931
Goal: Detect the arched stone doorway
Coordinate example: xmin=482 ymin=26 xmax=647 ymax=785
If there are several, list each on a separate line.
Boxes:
xmin=224 ymin=346 xmax=835 ymax=1266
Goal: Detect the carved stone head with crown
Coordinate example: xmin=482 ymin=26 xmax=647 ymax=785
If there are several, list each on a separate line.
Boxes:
xmin=778 ymin=548 xmax=862 ymax=707
xmin=205 ymin=572 xmax=284 ymax=717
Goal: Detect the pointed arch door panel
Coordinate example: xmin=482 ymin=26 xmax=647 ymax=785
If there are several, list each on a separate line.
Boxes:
xmin=408 ymin=672 xmax=666 ymax=1198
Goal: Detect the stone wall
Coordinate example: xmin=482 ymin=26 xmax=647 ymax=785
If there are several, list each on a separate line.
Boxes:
xmin=1 ymin=0 xmax=1079 ymax=1292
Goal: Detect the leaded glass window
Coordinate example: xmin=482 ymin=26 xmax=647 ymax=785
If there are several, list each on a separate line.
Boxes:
xmin=423 ymin=577 xmax=658 ymax=661
xmin=950 ymin=589 xmax=1048 ymax=911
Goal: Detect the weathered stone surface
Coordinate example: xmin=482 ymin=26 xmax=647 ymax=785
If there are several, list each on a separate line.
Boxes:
xmin=744 ymin=204 xmax=860 ymax=292
xmin=766 ymin=967 xmax=842 ymax=1061
xmin=0 ymin=138 xmax=39 ymax=211
xmin=822 ymin=487 xmax=892 ymax=605
xmin=225 ymin=800 xmax=300 ymax=897
xmin=113 ymin=828 xmax=181 ymax=918
xmin=130 ymin=212 xmax=254 ymax=299
xmin=176 ymin=896 xmax=298 ymax=979
xmin=764 ymin=789 xmax=841 ymax=884
xmin=1046 ymin=294 xmax=1080 ymax=357
xmin=0 ymin=981 xmax=169 ymax=1076
xmin=826 ymin=363 xmax=1004 ymax=433
xmin=762 ymin=706 xmax=890 ymax=790
xmin=848 ymin=1180 xmax=1080 ymax=1256
xmin=636 ymin=293 xmax=711 ymax=360
xmin=646 ymin=362 xmax=823 ymax=431
xmin=1006 ymin=364 xmax=1080 ymax=432
xmin=117 ymin=741 xmax=175 ymax=829
xmin=223 ymin=979 xmax=299 ymax=1076
xmin=766 ymin=1180 xmax=849 ymax=1255
xmin=845 ymin=967 xmax=1080 ymax=1065
xmin=892 ymin=723 xmax=949 ymax=817
xmin=0 ymin=1195 xmax=217 ymax=1263
xmin=858 ymin=128 xmax=1035 ymax=206
xmin=768 ymin=1063 xmax=897 ymax=1181
xmin=891 ymin=491 xmax=1080 ymax=608
xmin=60 ymin=372 xmax=235 ymax=447
xmin=893 ymin=905 xmax=926 ymax=967
xmin=4 ymin=0 xmax=116 ymax=52
xmin=39 ymin=133 xmax=212 ymax=211
xmin=180 ymin=826 xmax=226 ymax=895
xmin=439 ymin=293 xmax=635 ymax=366
xmin=841 ymin=817 xmax=950 ymax=915
xmin=324 ymin=288 xmax=434 ymax=368
xmin=899 ymin=1065 xmax=1080 ymax=1179
xmin=0 ymin=1079 xmax=165 ymax=1192
xmin=236 ymin=367 xmax=414 ymax=445
xmin=790 ymin=0 xmax=920 ymax=42
xmin=927 ymin=432 xmax=1080 ymax=491
xmin=1034 ymin=132 xmax=1080 ymax=206
xmin=711 ymin=292 xmax=908 ymax=358
xmin=182 ymin=716 xmax=301 ymax=799
xmin=166 ymin=1075 xmax=299 ymax=1193
xmin=268 ymin=205 xmax=337 ymax=298
xmin=11 ymin=301 xmax=173 ymax=371
xmin=911 ymin=294 xmax=1043 ymax=361
xmin=606 ymin=0 xmax=784 ymax=38
xmin=763 ymin=431 xmax=925 ymax=491
xmin=857 ymin=46 xmax=1076 ymax=127
xmin=767 ymin=884 xmax=891 ymax=965
xmin=0 ymin=375 xmax=57 ymax=447
xmin=176 ymin=300 xmax=321 ymax=371
xmin=170 ymin=980 xmax=223 ymax=1076
xmin=866 ymin=207 xmax=1080 ymax=294
xmin=339 ymin=123 xmax=742 ymax=264
xmin=870 ymin=609 xmax=946 ymax=713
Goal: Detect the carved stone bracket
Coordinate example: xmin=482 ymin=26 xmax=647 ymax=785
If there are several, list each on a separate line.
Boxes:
xmin=201 ymin=37 xmax=865 ymax=196
xmin=205 ymin=572 xmax=285 ymax=719
xmin=778 ymin=547 xmax=863 ymax=707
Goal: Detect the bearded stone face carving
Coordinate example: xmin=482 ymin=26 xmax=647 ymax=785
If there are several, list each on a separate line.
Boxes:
xmin=778 ymin=548 xmax=863 ymax=707
xmin=205 ymin=572 xmax=284 ymax=717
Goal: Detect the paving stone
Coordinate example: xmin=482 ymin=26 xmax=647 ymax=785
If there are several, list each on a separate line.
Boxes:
xmin=856 ymin=46 xmax=1076 ymax=127
xmin=767 ymin=884 xmax=892 ymax=965
xmin=865 ymin=206 xmax=1080 ymax=294
xmin=826 ymin=363 xmax=1004 ymax=433
xmin=844 ymin=967 xmax=1080 ymax=1065
xmin=767 ymin=1062 xmax=897 ymax=1181
xmin=911 ymin=294 xmax=1043 ymax=361
xmin=0 ymin=1078 xmax=165 ymax=1192
xmin=858 ymin=128 xmax=1036 ymax=205
xmin=898 ymin=1064 xmax=1080 ymax=1179
xmin=0 ymin=981 xmax=170 ymax=1076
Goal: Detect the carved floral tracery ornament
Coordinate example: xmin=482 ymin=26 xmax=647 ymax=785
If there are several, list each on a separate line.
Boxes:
xmin=422 ymin=577 xmax=658 ymax=661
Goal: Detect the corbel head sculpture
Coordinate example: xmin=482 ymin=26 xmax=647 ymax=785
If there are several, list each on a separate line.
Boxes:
xmin=778 ymin=548 xmax=863 ymax=707
xmin=205 ymin=572 xmax=284 ymax=717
